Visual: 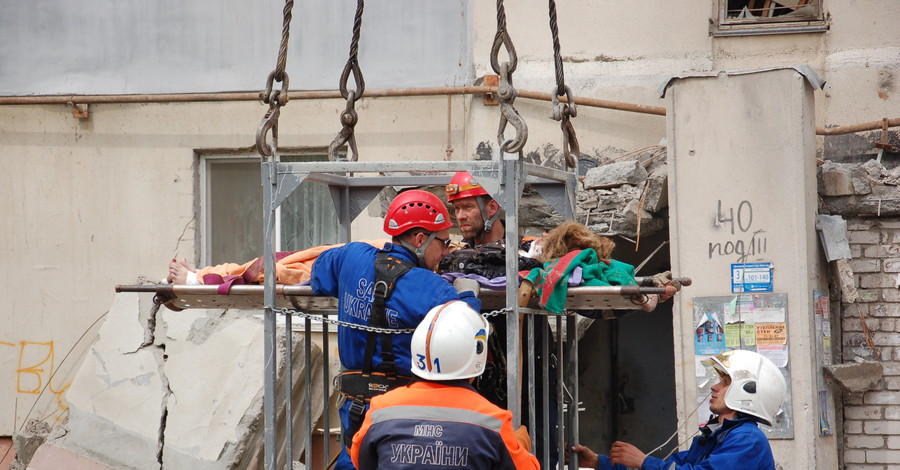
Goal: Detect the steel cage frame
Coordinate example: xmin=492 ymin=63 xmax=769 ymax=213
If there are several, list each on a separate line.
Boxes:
xmin=260 ymin=156 xmax=581 ymax=470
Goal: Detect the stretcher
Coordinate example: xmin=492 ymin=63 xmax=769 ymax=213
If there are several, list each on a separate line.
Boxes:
xmin=115 ymin=276 xmax=689 ymax=313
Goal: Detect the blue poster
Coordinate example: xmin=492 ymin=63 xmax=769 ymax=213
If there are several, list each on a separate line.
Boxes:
xmin=694 ymin=311 xmax=726 ymax=355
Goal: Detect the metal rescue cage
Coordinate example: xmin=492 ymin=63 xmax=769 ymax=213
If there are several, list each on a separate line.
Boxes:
xmin=259 ymin=156 xmax=578 ymax=469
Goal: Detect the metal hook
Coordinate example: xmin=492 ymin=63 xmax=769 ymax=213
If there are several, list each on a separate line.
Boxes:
xmin=496 ymin=63 xmax=527 ymax=154
xmin=561 ymin=119 xmax=580 ymax=169
xmin=256 ymin=105 xmax=280 ymax=159
xmin=328 ymin=91 xmax=360 ymax=162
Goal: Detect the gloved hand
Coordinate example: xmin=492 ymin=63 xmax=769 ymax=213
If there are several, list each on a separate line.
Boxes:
xmin=514 ymin=425 xmax=532 ymax=452
xmin=453 ymin=277 xmax=481 ymax=297
xmin=651 ymin=270 xmax=682 ymax=302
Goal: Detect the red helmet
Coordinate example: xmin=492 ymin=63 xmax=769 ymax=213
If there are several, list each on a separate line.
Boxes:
xmin=445 ymin=171 xmax=490 ymax=202
xmin=383 ymin=190 xmax=453 ymax=236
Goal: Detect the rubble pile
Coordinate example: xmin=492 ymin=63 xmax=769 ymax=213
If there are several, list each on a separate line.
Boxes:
xmin=818 ymin=159 xmax=900 ymax=217
xmin=575 ymin=147 xmax=669 ymax=238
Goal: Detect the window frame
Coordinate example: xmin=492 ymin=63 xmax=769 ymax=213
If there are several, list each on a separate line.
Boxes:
xmin=198 ymin=150 xmax=337 ymax=267
xmin=711 ymin=0 xmax=828 ymax=37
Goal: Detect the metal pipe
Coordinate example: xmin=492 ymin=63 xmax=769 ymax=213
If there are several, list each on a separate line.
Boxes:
xmin=816 ymin=118 xmax=900 ymax=136
xmin=4 ymin=88 xmax=897 ymax=135
xmin=0 ymin=86 xmax=665 ymax=115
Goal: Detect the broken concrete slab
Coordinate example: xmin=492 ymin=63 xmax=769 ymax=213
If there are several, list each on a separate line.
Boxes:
xmin=583 ymin=160 xmax=648 ymax=190
xmin=819 ymin=161 xmax=872 ymax=196
xmin=34 ymin=293 xmax=324 ymax=470
xmin=825 ymin=361 xmax=884 ymax=393
xmin=834 ymin=258 xmax=860 ymax=304
xmin=641 ymin=170 xmax=669 ymax=214
xmin=57 ymin=293 xmax=166 ymax=470
xmin=10 ymin=419 xmax=50 ymax=469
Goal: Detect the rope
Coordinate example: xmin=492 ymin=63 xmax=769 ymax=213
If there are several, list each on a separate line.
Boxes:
xmin=548 ymin=0 xmax=565 ymax=96
xmin=329 ymin=0 xmax=366 ymax=162
xmin=256 ymin=0 xmax=295 ymax=160
xmin=547 ymin=0 xmax=578 ymax=169
xmin=491 ymin=0 xmax=527 ymax=154
xmin=274 ymin=0 xmax=294 ymax=82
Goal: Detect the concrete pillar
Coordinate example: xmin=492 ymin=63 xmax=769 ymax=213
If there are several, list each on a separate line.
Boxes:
xmin=665 ymin=68 xmax=838 ymax=469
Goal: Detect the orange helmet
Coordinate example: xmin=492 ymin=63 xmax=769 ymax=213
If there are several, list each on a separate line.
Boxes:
xmin=445 ymin=171 xmax=490 ymax=202
xmin=383 ymin=190 xmax=452 ymax=236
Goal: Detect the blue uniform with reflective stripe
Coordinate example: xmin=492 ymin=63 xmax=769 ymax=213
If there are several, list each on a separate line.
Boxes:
xmin=312 ymin=242 xmax=481 ymax=470
xmin=351 ymin=381 xmax=539 ymax=469
xmin=597 ymin=417 xmax=775 ymax=470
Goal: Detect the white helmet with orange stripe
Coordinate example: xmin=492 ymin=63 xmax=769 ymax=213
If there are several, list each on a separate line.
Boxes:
xmin=411 ymin=300 xmax=489 ymax=381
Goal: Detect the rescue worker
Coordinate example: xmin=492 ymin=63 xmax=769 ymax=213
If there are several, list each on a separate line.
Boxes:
xmin=570 ymin=349 xmax=787 ymax=470
xmin=350 ymin=300 xmax=540 ymax=470
xmin=446 ymin=170 xmax=559 ymax=467
xmin=445 ymin=170 xmax=505 ymax=246
xmin=312 ymin=189 xmax=482 ymax=470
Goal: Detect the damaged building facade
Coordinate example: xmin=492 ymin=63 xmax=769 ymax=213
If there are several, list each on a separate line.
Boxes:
xmin=1 ymin=1 xmax=899 ymax=469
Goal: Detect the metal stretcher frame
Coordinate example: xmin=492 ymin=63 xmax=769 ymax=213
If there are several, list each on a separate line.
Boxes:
xmin=119 ymin=157 xmax=681 ymax=469
xmin=117 ymin=282 xmax=676 ymax=312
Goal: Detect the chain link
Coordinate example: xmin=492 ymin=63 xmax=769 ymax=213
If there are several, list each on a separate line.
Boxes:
xmin=328 ymin=0 xmax=366 ymax=162
xmin=273 ymin=306 xmax=514 ymax=334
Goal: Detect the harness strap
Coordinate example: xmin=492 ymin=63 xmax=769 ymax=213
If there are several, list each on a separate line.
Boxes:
xmin=350 ymin=251 xmax=415 ymax=443
xmin=362 ymin=251 xmax=415 ymax=376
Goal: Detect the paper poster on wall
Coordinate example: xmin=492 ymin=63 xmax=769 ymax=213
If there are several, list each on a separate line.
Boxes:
xmin=694 ymin=309 xmax=726 ymax=355
xmin=813 ymin=289 xmax=834 ymax=436
xmin=692 ymin=293 xmax=793 ymax=439
xmin=757 ymin=344 xmax=789 ymax=367
xmin=756 ymin=323 xmax=787 ymax=345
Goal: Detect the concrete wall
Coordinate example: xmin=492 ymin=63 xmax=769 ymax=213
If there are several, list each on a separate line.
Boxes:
xmin=666 ymin=68 xmax=835 ymax=469
xmin=0 ymin=3 xmax=898 ymax=467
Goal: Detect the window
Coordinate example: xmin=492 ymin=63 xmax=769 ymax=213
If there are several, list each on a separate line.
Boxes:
xmin=200 ymin=152 xmax=339 ymax=266
xmin=713 ymin=0 xmax=827 ymax=36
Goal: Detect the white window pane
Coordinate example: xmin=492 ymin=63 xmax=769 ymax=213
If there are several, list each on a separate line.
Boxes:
xmin=281 ymin=154 xmax=339 ymax=250
xmin=207 ymin=160 xmax=262 ymax=266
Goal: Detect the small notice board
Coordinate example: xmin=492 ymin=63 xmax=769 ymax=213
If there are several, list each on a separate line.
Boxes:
xmin=693 ymin=292 xmax=793 ymax=439
xmin=731 ymin=262 xmax=774 ymax=293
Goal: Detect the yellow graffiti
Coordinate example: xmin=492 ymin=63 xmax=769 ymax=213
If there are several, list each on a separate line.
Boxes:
xmin=1 ymin=340 xmax=71 ymax=422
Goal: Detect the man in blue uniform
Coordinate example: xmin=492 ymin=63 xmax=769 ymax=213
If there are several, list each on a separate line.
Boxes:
xmin=312 ymin=189 xmax=481 ymax=470
xmin=570 ymin=349 xmax=787 ymax=470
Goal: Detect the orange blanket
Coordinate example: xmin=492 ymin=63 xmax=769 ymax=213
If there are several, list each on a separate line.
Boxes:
xmin=196 ymin=239 xmax=390 ymax=285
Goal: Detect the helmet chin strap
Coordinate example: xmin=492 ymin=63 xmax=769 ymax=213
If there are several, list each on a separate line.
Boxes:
xmin=400 ymin=231 xmax=437 ymax=268
xmin=475 ymin=197 xmax=501 ymax=244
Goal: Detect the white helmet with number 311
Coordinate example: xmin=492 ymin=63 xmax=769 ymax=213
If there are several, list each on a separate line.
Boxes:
xmin=411 ymin=300 xmax=490 ymax=381
xmin=702 ymin=349 xmax=787 ymax=426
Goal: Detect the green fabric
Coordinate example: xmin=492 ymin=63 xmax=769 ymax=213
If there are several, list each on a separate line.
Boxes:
xmin=525 ymin=249 xmax=636 ymax=313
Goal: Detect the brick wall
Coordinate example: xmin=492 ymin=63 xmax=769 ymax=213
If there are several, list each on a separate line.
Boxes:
xmin=842 ymin=217 xmax=900 ymax=470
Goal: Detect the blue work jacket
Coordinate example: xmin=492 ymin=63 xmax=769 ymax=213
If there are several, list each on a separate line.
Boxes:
xmin=598 ymin=417 xmax=775 ymax=470
xmin=311 ymin=241 xmax=481 ymax=376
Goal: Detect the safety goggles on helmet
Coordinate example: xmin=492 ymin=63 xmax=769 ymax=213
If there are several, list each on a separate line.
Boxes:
xmin=445 ymin=171 xmax=490 ymax=202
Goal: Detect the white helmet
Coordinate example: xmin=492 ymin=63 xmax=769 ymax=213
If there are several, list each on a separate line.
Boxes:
xmin=411 ymin=301 xmax=490 ymax=381
xmin=702 ymin=349 xmax=787 ymax=426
